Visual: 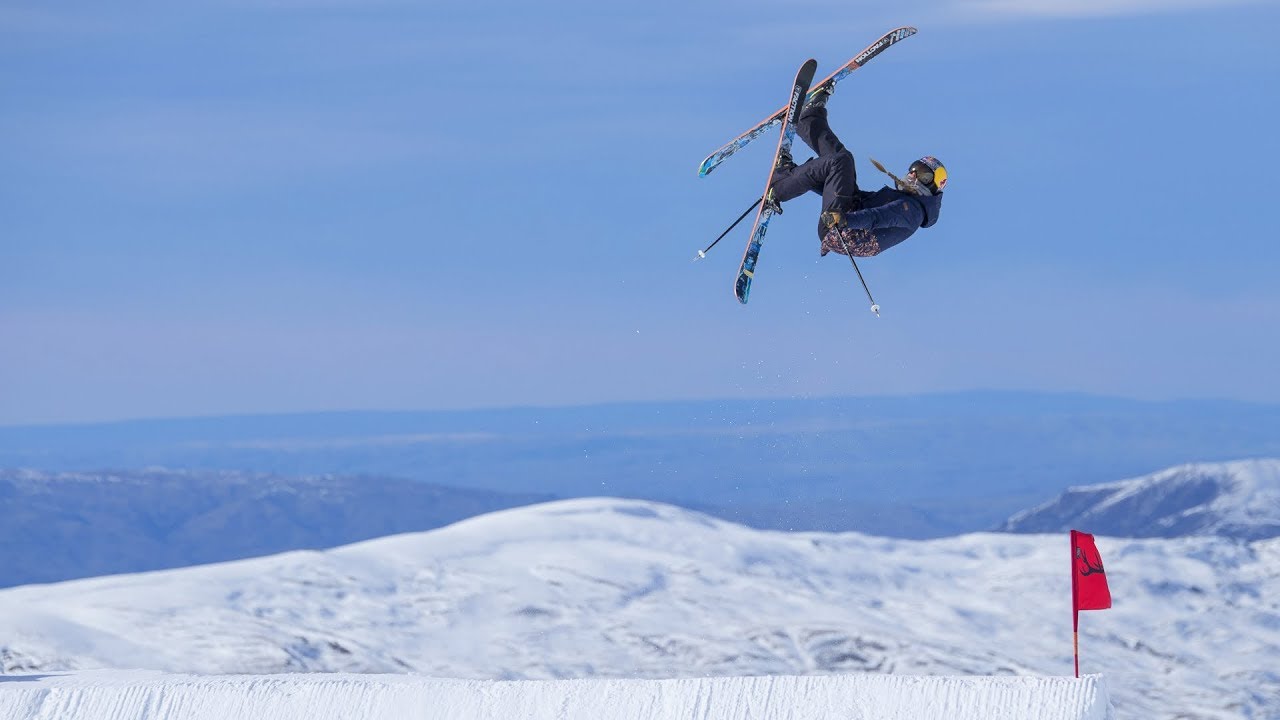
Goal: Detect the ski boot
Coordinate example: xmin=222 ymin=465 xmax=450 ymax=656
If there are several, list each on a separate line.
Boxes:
xmin=763 ymin=187 xmax=784 ymax=215
xmin=807 ymin=83 xmax=834 ymax=110
xmin=775 ymin=147 xmax=796 ymax=173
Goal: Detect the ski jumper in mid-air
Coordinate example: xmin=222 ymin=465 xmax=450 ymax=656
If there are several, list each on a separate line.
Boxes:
xmin=766 ymin=84 xmax=946 ymax=257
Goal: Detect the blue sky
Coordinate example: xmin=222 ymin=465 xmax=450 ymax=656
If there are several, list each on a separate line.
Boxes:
xmin=2 ymin=0 xmax=1278 ymax=425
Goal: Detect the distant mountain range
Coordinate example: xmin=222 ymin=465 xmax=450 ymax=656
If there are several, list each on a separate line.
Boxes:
xmin=5 ymin=457 xmax=1278 ymax=590
xmin=0 ymin=469 xmax=549 ymax=589
xmin=1000 ymin=458 xmax=1280 ymax=541
xmin=1 ymin=498 xmax=1274 ymax=720
xmin=3 ymin=392 xmax=1279 ymax=538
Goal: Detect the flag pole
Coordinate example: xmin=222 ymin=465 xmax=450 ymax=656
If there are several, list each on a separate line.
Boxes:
xmin=1073 ymin=622 xmax=1080 ymax=679
xmin=1070 ymin=530 xmax=1080 ymax=678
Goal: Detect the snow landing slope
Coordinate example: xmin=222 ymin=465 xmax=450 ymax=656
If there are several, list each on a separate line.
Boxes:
xmin=1000 ymin=458 xmax=1280 ymax=540
xmin=0 ymin=499 xmax=1276 ymax=719
xmin=0 ymin=670 xmax=1113 ymax=720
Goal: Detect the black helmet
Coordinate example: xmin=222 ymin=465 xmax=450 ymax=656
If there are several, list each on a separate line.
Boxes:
xmin=908 ymin=156 xmax=947 ymax=193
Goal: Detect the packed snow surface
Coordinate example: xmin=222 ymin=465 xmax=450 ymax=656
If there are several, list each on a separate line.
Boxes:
xmin=0 ymin=670 xmax=1112 ymax=720
xmin=2 ymin=498 xmax=1276 ymax=719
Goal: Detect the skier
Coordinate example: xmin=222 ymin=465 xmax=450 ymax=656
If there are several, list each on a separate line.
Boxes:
xmin=766 ymin=85 xmax=945 ymax=258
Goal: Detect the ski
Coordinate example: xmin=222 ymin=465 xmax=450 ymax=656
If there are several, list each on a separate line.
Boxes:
xmin=734 ymin=58 xmax=817 ymax=305
xmin=698 ymin=26 xmax=917 ymax=178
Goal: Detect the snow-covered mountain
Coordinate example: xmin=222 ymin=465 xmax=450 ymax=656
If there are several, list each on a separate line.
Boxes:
xmin=999 ymin=459 xmax=1280 ymax=540
xmin=1 ymin=498 xmax=1275 ymax=720
xmin=0 ymin=469 xmax=549 ymax=588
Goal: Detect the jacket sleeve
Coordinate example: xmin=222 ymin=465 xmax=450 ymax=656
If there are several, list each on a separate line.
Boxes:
xmin=842 ymin=198 xmax=924 ymax=233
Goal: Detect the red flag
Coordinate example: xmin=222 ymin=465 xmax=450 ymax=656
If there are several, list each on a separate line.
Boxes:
xmin=1071 ymin=530 xmax=1112 ymax=613
xmin=1070 ymin=530 xmax=1111 ymax=677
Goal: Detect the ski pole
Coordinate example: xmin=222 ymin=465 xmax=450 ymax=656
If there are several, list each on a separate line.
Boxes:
xmin=833 ymin=233 xmax=881 ymax=316
xmin=869 ymin=157 xmax=897 ymax=183
xmin=694 ymin=195 xmax=762 ymax=261
xmin=870 ymin=157 xmax=907 ymax=192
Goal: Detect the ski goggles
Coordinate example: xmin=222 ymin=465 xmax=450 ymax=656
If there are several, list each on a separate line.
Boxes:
xmin=909 ymin=159 xmax=947 ymax=191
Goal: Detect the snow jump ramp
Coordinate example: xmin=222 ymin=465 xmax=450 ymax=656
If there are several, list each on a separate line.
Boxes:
xmin=0 ymin=671 xmax=1113 ymax=720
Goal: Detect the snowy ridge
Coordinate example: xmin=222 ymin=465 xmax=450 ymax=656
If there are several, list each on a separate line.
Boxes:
xmin=0 ymin=670 xmax=1113 ymax=720
xmin=1 ymin=499 xmax=1276 ymax=719
xmin=1000 ymin=459 xmax=1280 ymax=539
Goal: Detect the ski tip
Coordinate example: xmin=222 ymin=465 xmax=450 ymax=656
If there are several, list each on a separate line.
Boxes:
xmin=800 ymin=57 xmax=818 ymax=82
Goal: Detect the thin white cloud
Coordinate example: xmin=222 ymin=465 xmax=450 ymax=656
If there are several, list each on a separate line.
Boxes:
xmin=957 ymin=0 xmax=1268 ymax=18
xmin=0 ymin=6 xmax=120 ymax=35
xmin=1 ymin=104 xmax=451 ymax=196
xmin=212 ymin=0 xmax=413 ymax=8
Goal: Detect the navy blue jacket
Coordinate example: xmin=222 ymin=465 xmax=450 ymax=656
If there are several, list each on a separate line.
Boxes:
xmin=823 ymin=186 xmax=943 ymax=257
